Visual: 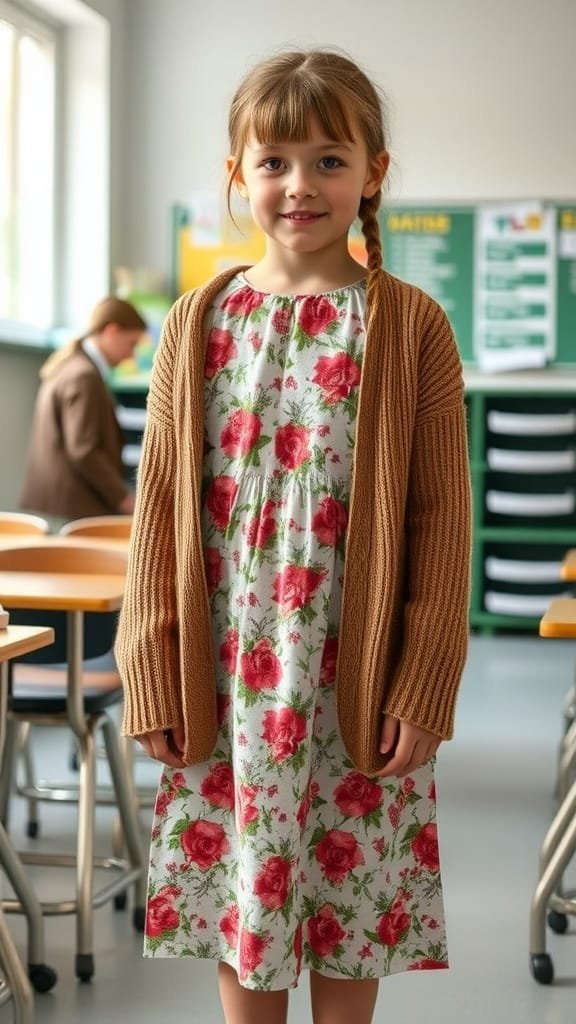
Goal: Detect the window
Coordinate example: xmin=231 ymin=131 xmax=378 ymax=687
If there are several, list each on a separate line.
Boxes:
xmin=0 ymin=0 xmax=55 ymax=332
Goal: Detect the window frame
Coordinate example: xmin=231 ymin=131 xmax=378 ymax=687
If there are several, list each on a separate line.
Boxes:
xmin=0 ymin=0 xmax=60 ymax=340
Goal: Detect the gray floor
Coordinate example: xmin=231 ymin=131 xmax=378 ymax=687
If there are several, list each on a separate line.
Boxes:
xmin=2 ymin=634 xmax=576 ymax=1023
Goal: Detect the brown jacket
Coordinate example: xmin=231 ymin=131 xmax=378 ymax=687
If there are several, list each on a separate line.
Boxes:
xmin=115 ymin=267 xmax=472 ymax=777
xmin=20 ymin=346 xmax=129 ymax=518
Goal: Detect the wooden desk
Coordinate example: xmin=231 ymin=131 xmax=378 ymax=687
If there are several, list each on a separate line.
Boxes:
xmin=0 ymin=626 xmax=55 ymax=747
xmin=0 ymin=571 xmax=125 ymax=733
xmin=539 ymin=598 xmax=576 ymax=639
xmin=561 ymin=550 xmax=576 ymax=582
xmin=0 ymin=625 xmax=55 ymax=661
xmin=0 ymin=624 xmax=56 ymax=1022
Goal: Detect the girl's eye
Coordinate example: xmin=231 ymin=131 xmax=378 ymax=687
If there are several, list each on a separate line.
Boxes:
xmin=262 ymin=158 xmax=284 ymax=172
xmin=319 ymin=156 xmax=343 ymax=170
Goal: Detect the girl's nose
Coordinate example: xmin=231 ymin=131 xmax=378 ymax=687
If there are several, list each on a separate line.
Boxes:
xmin=285 ymin=170 xmax=317 ymax=199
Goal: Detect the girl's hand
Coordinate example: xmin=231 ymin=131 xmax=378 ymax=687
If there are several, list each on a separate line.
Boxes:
xmin=135 ymin=725 xmax=186 ymax=768
xmin=376 ymin=714 xmax=441 ymax=778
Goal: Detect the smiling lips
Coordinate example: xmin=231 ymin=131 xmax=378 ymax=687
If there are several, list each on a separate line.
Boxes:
xmin=281 ymin=211 xmax=326 ymax=223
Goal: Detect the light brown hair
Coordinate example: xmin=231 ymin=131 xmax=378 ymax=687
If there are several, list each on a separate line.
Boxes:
xmin=227 ymin=49 xmax=389 ymax=302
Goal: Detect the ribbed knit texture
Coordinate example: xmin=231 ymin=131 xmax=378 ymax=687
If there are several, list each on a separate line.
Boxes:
xmin=115 ymin=267 xmax=472 ymax=776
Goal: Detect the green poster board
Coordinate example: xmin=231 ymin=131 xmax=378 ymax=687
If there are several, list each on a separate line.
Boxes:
xmin=380 ymin=206 xmax=475 ymax=362
xmin=556 ymin=206 xmax=576 ymax=365
xmin=379 ymin=202 xmax=576 ymax=367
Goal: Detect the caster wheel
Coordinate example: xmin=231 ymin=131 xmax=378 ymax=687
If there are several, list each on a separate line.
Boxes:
xmin=26 ymin=821 xmax=39 ymax=839
xmin=133 ymin=906 xmax=146 ymax=932
xmin=531 ymin=953 xmax=554 ymax=984
xmin=114 ymin=891 xmax=128 ymax=911
xmin=28 ymin=962 xmax=58 ymax=993
xmin=548 ymin=911 xmax=568 ymax=934
xmin=75 ymin=953 xmax=94 ymax=983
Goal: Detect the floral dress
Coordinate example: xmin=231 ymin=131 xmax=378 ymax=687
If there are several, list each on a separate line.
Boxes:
xmin=144 ymin=273 xmax=448 ymax=991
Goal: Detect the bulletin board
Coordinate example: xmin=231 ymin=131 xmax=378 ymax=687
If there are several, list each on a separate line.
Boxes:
xmin=171 ymin=199 xmax=576 ymax=368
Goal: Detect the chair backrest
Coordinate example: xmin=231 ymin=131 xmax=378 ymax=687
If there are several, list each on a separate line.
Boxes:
xmin=0 ymin=511 xmax=50 ymax=535
xmin=0 ymin=544 xmax=127 ymax=663
xmin=60 ymin=515 xmax=133 ymax=539
xmin=0 ymin=544 xmax=127 ymax=575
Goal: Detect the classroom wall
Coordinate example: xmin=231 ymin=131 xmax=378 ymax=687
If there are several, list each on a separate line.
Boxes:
xmin=119 ymin=0 xmax=576 ymax=270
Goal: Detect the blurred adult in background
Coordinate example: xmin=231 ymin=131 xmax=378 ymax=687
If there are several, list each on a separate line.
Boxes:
xmin=20 ymin=296 xmax=147 ymax=521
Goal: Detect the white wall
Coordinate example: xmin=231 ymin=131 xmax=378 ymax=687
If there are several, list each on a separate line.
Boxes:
xmin=120 ymin=0 xmax=576 ymax=270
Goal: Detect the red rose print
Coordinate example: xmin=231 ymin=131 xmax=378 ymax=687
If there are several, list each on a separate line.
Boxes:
xmin=314 ymin=829 xmax=365 ymax=884
xmin=146 ymin=886 xmax=182 ymax=937
xmin=238 ymin=928 xmax=269 ymax=978
xmin=205 ymin=475 xmax=238 ymax=531
xmin=298 ymin=296 xmax=339 ymax=336
xmin=154 ymin=790 xmax=172 ymax=817
xmin=319 ymin=635 xmax=338 ymax=686
xmin=293 ymin=922 xmax=303 ymax=972
xmin=296 ymin=786 xmax=311 ymax=829
xmin=307 ymin=904 xmax=346 ymax=956
xmin=333 ymin=771 xmax=383 ymax=818
xmin=253 ymin=855 xmax=292 ymax=910
xmin=261 ymin=706 xmax=307 ymax=763
xmin=376 ymin=903 xmax=411 ymax=947
xmin=205 ymin=327 xmax=237 ymax=379
xmin=272 ymin=307 xmax=292 ymax=335
xmin=274 ymin=423 xmax=311 ymax=469
xmin=199 ymin=762 xmax=235 ymax=811
xmin=219 ymin=629 xmax=239 ymax=675
xmin=171 ymin=772 xmax=187 ymax=790
xmin=311 ymin=496 xmax=348 ymax=546
xmin=240 ymin=637 xmax=283 ymax=691
xmin=408 ymin=958 xmax=448 ymax=971
xmin=244 ymin=500 xmax=276 ymax=548
xmin=221 ymin=285 xmax=264 ymax=316
xmin=204 ymin=546 xmax=224 ymax=594
xmin=236 ymin=783 xmax=259 ymax=830
xmin=272 ymin=564 xmax=325 ymax=614
xmin=411 ymin=822 xmax=440 ymax=872
xmin=311 ymin=352 xmax=361 ymax=405
xmin=180 ymin=819 xmax=230 ymax=871
xmin=220 ymin=409 xmax=263 ymax=458
xmin=219 ymin=903 xmax=240 ymax=948
xmin=428 ymin=781 xmax=436 ymax=802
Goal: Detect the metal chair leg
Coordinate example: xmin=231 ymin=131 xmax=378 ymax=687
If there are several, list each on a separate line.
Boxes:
xmin=530 ymin=807 xmax=576 ymax=966
xmin=0 ymin=906 xmax=34 ymax=1024
xmin=101 ymin=718 xmax=146 ymax=910
xmin=74 ymin=720 xmax=97 ymax=981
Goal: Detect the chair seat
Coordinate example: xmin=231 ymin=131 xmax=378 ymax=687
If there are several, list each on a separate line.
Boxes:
xmin=11 ymin=656 xmax=123 ymax=715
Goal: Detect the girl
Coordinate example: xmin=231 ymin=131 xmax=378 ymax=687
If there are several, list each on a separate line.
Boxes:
xmin=115 ymin=48 xmax=471 ymax=1024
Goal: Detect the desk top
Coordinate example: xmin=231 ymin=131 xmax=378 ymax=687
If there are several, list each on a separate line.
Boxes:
xmin=0 ymin=625 xmax=55 ymax=661
xmin=561 ymin=550 xmax=576 ymax=582
xmin=540 ymin=598 xmax=576 ymax=638
xmin=0 ymin=571 xmax=125 ymax=612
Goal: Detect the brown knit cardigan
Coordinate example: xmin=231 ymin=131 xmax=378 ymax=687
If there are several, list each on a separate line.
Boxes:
xmin=115 ymin=266 xmax=472 ymax=777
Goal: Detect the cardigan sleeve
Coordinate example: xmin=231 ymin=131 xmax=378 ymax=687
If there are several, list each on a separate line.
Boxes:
xmin=382 ymin=301 xmax=472 ymax=739
xmin=115 ymin=299 xmax=186 ymax=736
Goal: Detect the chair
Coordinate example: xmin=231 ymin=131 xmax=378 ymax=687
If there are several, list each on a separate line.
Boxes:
xmin=0 ymin=512 xmax=50 ymax=536
xmin=59 ymin=515 xmax=156 ymax=838
xmin=60 ymin=515 xmax=133 ymax=539
xmin=530 ymin=597 xmax=576 ymax=985
xmin=0 ymin=545 xmax=145 ymax=982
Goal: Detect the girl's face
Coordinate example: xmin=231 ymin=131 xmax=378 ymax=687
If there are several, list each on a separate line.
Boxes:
xmin=233 ymin=116 xmax=388 ymax=261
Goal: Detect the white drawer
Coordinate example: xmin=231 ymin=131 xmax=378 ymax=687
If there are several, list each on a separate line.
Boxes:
xmin=485 ymin=557 xmax=563 ymax=583
xmin=487 ymin=448 xmax=576 ymax=473
xmin=488 ymin=411 xmax=576 ymax=436
xmin=486 ymin=490 xmax=575 ymax=516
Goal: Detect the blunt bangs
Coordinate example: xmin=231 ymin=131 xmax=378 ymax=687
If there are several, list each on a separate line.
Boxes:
xmin=243 ymin=79 xmax=357 ymax=149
